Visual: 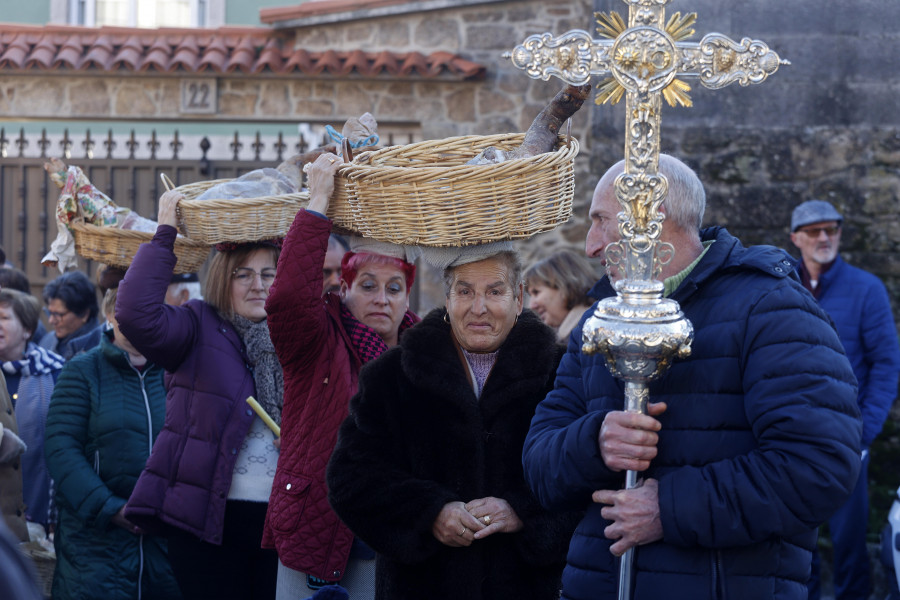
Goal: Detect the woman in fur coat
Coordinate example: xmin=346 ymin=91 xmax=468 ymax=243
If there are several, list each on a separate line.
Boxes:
xmin=327 ymin=251 xmax=580 ymax=600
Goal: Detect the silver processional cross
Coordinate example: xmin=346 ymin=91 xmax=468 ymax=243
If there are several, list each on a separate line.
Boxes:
xmin=506 ymin=3 xmax=788 ymax=599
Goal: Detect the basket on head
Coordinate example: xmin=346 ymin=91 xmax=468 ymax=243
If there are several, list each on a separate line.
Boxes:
xmin=168 ymin=177 xmax=311 ymax=245
xmin=334 ymin=133 xmax=578 ymax=247
xmin=71 ymin=222 xmax=210 ymax=273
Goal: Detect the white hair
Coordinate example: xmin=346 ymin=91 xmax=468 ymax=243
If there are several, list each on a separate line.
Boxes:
xmin=168 ymin=281 xmax=203 ymax=301
xmin=606 ymin=154 xmax=706 ymax=232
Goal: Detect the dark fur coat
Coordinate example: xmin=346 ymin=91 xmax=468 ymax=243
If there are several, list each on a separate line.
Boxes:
xmin=327 ymin=308 xmax=580 ymax=600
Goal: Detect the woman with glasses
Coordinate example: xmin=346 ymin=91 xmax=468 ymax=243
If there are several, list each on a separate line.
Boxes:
xmin=39 ymin=271 xmax=101 ymax=360
xmin=115 ymin=190 xmax=282 ymax=600
xmin=0 ymin=289 xmax=64 ymax=532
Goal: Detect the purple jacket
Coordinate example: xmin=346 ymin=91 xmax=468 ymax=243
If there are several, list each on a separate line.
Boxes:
xmin=117 ymin=225 xmax=256 ymax=544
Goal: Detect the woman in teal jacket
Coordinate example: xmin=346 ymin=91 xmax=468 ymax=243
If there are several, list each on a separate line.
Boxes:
xmin=44 ymin=287 xmax=180 ymax=600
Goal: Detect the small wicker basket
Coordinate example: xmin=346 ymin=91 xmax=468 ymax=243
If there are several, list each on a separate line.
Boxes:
xmin=335 ymin=133 xmax=578 ymax=246
xmin=71 ymin=222 xmax=210 ymax=273
xmin=170 ymin=178 xmax=311 ymax=245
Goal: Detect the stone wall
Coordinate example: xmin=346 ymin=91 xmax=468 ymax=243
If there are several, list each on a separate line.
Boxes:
xmin=276 ymin=0 xmax=900 ymax=325
xmin=2 ymin=0 xmax=898 ymax=322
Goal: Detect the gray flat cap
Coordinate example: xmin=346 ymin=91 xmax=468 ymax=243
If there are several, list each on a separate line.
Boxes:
xmin=791 ymin=200 xmax=843 ymax=232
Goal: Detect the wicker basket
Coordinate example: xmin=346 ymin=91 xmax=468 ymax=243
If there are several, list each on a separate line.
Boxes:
xmin=335 ymin=133 xmax=578 ymax=246
xmin=71 ymin=222 xmax=210 ymax=273
xmin=172 ymin=179 xmax=311 ymax=245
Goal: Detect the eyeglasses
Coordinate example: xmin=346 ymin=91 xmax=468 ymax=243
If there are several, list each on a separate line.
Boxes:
xmin=43 ymin=307 xmax=71 ymax=320
xmin=798 ymin=225 xmax=840 ymax=237
xmin=232 ymin=267 xmax=276 ymax=287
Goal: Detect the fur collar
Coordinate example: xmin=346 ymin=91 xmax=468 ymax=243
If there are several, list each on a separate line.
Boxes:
xmin=397 ymin=308 xmax=560 ymax=414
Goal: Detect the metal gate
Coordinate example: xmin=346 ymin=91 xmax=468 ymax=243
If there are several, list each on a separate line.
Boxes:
xmin=0 ymin=126 xmax=418 ymax=296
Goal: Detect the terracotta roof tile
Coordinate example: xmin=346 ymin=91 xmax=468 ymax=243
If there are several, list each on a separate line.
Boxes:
xmin=170 ymin=35 xmax=200 ymax=71
xmin=26 ymin=37 xmax=56 ymax=69
xmin=55 ymin=37 xmax=84 ymax=69
xmin=143 ymin=36 xmax=171 ymax=71
xmin=81 ymin=35 xmax=114 ymax=69
xmin=0 ymin=23 xmax=486 ymax=81
xmin=371 ymin=50 xmax=400 ymax=76
xmin=0 ymin=36 xmax=30 ymax=69
xmin=254 ymin=37 xmax=283 ymax=73
xmin=197 ymin=35 xmax=228 ymax=72
xmin=112 ymin=35 xmax=143 ymax=70
xmin=283 ymin=48 xmax=313 ymax=73
xmin=225 ymin=35 xmax=256 ymax=73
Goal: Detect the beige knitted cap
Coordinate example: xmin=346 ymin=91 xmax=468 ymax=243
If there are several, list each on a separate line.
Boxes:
xmin=418 ymin=241 xmax=516 ymax=270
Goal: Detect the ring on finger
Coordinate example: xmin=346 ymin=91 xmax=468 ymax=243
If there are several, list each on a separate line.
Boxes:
xmin=482 ymin=515 xmax=491 ymax=525
xmin=458 ymin=526 xmax=467 ymax=536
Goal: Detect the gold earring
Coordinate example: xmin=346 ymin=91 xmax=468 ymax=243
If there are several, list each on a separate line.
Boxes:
xmin=443 ymin=311 xmax=450 ymax=324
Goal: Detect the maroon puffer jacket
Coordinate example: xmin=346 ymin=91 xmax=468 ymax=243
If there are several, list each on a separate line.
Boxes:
xmin=262 ymin=210 xmax=418 ymax=580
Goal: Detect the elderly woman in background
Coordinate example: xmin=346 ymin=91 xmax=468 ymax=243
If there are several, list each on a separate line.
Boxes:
xmin=263 ymin=154 xmax=419 ymax=599
xmin=44 ymin=287 xmax=181 ymax=600
xmin=117 ymin=192 xmax=282 ymax=600
xmin=326 ymin=248 xmax=580 ymax=600
xmin=524 ymin=249 xmax=598 ymax=344
xmin=0 ymin=289 xmax=64 ymax=530
xmin=39 ymin=270 xmax=101 ymax=359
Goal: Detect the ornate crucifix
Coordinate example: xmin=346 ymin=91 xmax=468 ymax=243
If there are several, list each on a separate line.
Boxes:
xmin=506 ymin=2 xmax=787 ymax=599
xmin=507 ymin=2 xmax=787 ymax=282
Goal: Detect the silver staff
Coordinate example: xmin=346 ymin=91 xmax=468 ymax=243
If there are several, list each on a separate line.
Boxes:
xmin=506 ymin=2 xmax=787 ymax=598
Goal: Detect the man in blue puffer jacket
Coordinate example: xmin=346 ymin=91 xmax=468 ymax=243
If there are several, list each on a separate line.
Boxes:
xmin=789 ymin=199 xmax=900 ymax=600
xmin=523 ymin=155 xmax=862 ymax=600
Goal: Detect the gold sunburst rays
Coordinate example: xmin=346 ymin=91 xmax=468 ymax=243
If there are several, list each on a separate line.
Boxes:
xmin=665 ymin=12 xmax=696 ymax=42
xmin=594 ymin=11 xmax=626 ymax=39
xmin=593 ymin=11 xmax=696 ymax=108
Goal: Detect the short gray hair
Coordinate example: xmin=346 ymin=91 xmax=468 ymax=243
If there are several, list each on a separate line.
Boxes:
xmin=658 ymin=154 xmax=705 ymax=231
xmin=606 ymin=154 xmax=706 ymax=232
xmin=442 ymin=251 xmax=523 ymax=296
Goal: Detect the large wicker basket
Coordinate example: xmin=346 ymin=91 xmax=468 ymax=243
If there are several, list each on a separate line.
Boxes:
xmin=335 ymin=133 xmax=578 ymax=246
xmin=172 ymin=179 xmax=311 ymax=245
xmin=71 ymin=222 xmax=211 ymax=273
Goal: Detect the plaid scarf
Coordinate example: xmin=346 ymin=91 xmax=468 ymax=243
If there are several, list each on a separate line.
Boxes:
xmin=1 ymin=342 xmax=64 ymax=378
xmin=230 ymin=315 xmax=284 ymax=426
xmin=339 ymin=303 xmax=417 ymax=364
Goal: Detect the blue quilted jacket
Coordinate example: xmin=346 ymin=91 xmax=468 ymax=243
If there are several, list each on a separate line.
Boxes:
xmin=801 ymin=255 xmax=900 ymax=447
xmin=523 ymin=227 xmax=862 ymax=600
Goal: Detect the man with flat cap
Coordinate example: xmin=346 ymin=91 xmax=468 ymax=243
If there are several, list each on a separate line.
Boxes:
xmin=791 ymin=199 xmax=900 ymax=600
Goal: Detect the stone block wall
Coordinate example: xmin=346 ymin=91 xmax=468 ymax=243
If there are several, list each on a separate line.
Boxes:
xmin=2 ymin=0 xmax=897 ymax=323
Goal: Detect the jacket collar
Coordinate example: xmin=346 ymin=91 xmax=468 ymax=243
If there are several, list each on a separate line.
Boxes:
xmin=398 ymin=308 xmax=558 ymax=411
xmin=100 ymin=332 xmax=151 ymax=372
xmin=810 ymin=254 xmax=845 ymax=294
xmin=588 ymin=227 xmax=799 ymax=305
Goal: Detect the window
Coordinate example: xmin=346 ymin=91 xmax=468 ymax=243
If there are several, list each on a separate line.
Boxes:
xmin=70 ymin=0 xmax=212 ymax=28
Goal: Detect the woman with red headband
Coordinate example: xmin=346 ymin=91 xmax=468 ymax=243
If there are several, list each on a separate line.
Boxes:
xmin=264 ymin=153 xmax=419 ymax=599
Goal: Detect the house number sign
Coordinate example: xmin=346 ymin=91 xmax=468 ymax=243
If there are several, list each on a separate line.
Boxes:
xmin=180 ymin=79 xmax=218 ymax=114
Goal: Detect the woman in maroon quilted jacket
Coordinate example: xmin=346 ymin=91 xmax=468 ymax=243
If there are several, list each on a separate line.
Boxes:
xmin=263 ymin=153 xmax=419 ymax=599
xmin=117 ymin=192 xmax=283 ymax=600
